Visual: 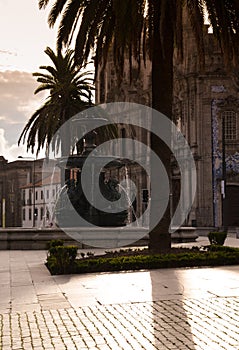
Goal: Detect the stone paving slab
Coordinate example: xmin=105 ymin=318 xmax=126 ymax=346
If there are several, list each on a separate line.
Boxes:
xmin=1 ymin=240 xmax=239 ymax=349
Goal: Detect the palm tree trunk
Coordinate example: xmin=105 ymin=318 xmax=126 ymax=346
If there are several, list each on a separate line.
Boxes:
xmin=149 ymin=1 xmax=174 ymax=253
xmin=60 ymin=110 xmax=71 ymax=186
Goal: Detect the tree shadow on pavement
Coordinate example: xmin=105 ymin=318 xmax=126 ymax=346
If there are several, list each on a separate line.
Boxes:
xmin=150 ymin=268 xmax=197 ymax=349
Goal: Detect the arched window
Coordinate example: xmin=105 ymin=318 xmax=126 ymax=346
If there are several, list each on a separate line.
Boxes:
xmin=223 ymin=111 xmax=237 ymax=141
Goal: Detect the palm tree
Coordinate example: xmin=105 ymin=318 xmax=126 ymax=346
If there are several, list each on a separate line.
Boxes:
xmin=18 ymin=46 xmax=94 ymax=156
xmin=38 ymin=0 xmax=239 ymax=252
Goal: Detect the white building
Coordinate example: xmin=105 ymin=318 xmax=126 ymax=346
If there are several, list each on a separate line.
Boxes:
xmin=21 ymin=170 xmax=61 ymax=228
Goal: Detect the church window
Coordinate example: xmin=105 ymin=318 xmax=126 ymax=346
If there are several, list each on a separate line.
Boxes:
xmin=223 ymin=111 xmax=237 ymax=141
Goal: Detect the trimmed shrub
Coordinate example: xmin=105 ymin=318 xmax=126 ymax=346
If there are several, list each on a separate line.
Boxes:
xmin=207 ymin=245 xmax=239 ymax=252
xmin=47 ymin=245 xmax=78 ymax=274
xmin=208 ymin=231 xmax=227 ymax=246
xmin=70 ymin=250 xmax=239 ymax=274
xmin=46 ymin=239 xmax=64 ymax=249
xmin=45 ymin=243 xmax=239 ymax=275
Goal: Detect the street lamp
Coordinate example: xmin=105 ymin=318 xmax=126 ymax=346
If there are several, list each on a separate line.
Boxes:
xmin=18 ymin=156 xmax=36 ymax=227
xmin=221 ymin=116 xmax=227 ymax=232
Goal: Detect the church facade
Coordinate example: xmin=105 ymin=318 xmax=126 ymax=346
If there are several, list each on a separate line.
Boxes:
xmin=95 ymin=21 xmax=239 ymax=232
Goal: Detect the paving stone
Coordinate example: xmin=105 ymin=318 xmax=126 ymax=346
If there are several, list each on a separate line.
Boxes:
xmin=2 ymin=249 xmax=239 ymax=349
xmin=2 ymin=297 xmax=238 ymax=349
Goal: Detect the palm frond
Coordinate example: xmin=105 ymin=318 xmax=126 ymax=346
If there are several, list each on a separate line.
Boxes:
xmin=56 ymin=0 xmax=85 ymax=51
xmin=47 ymin=0 xmax=68 ymax=28
xmin=38 ymin=0 xmax=239 ymax=90
xmin=38 ymin=0 xmax=50 ymax=10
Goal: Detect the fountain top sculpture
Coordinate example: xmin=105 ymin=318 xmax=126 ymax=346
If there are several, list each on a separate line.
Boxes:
xmin=57 ymin=114 xmax=124 ymax=170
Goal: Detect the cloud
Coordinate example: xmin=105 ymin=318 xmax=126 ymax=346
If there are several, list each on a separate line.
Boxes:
xmin=0 ymin=128 xmax=33 ymax=161
xmin=0 ymin=49 xmax=17 ymax=56
xmin=0 ymin=70 xmax=46 ymax=156
xmin=0 ymin=128 xmax=45 ymax=162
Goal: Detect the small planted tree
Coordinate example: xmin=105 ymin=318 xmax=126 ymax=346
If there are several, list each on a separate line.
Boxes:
xmin=208 ymin=231 xmax=227 ymax=246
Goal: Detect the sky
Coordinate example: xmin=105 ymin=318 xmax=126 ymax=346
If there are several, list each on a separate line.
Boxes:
xmin=0 ymin=0 xmax=59 ymax=161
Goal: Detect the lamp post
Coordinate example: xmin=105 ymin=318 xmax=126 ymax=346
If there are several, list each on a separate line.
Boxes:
xmin=18 ymin=156 xmax=36 ymax=227
xmin=221 ymin=116 xmax=227 ymax=232
xmin=2 ymin=198 xmax=5 ymax=228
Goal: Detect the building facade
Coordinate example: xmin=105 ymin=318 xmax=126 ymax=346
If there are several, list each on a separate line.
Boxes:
xmin=0 ymin=157 xmax=43 ymax=227
xmin=95 ymin=21 xmax=239 ymax=231
xmin=174 ymin=22 xmax=239 ymax=229
xmin=21 ymin=171 xmax=61 ymax=228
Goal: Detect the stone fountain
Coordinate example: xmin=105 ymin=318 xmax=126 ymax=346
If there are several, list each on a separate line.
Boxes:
xmin=55 ymin=115 xmax=132 ymax=229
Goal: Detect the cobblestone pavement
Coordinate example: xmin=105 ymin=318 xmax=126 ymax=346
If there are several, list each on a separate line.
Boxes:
xmin=1 ymin=240 xmax=239 ymax=350
xmin=1 ymin=297 xmax=239 ymax=350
